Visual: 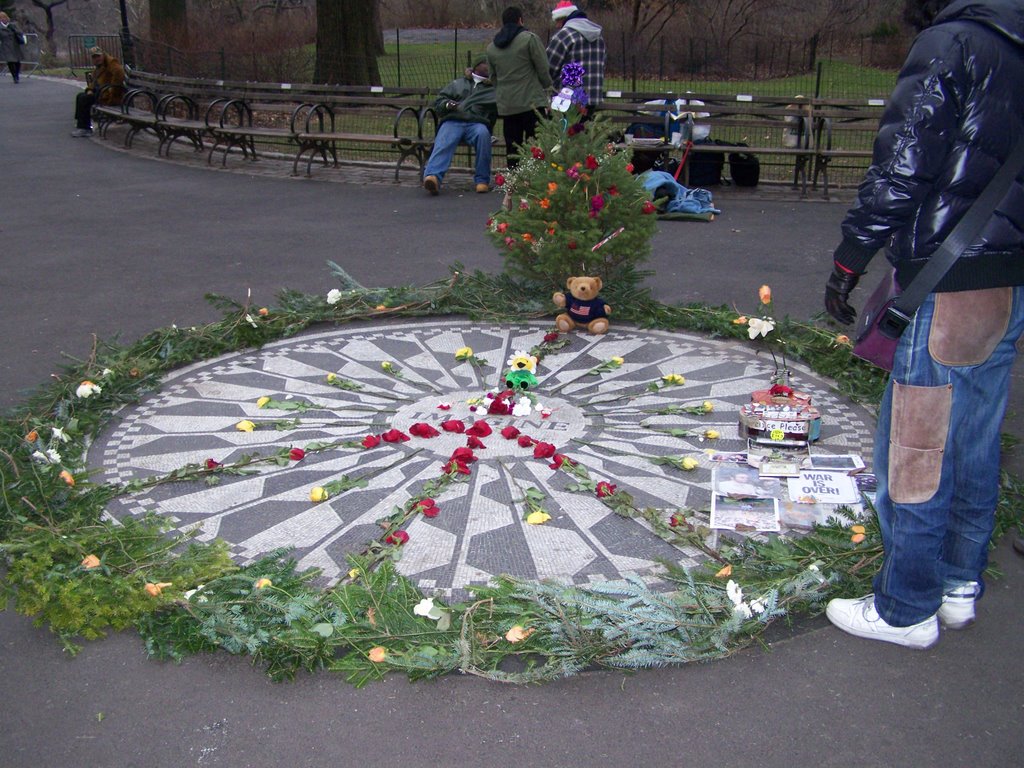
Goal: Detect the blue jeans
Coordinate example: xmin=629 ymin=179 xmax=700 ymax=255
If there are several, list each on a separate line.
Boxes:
xmin=872 ymin=286 xmax=1024 ymax=626
xmin=422 ymin=120 xmax=492 ymax=185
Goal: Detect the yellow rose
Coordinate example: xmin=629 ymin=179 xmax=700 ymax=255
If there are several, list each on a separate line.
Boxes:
xmin=256 ymin=396 xmax=271 ymax=408
xmin=347 ymin=568 xmax=360 ymax=580
xmin=81 ymin=554 xmax=101 ymax=569
xmin=851 ymin=524 xmax=866 ymax=534
xmin=455 ymin=346 xmax=473 ymax=360
xmin=310 ymin=486 xmax=329 ymax=503
xmin=254 ymin=577 xmax=273 ymax=589
xmin=144 ymin=581 xmax=173 ymax=597
xmin=381 ymin=361 xmax=393 ymax=371
xmin=257 ymin=307 xmax=269 ymax=316
xmin=662 ymin=373 xmax=686 ymax=385
xmin=368 ymin=646 xmax=387 ymax=663
xmin=526 ymin=510 xmax=551 ymax=525
xmin=733 ymin=316 xmax=748 ymax=325
xmin=611 ymin=356 xmax=624 ymax=365
xmin=326 ymin=373 xmax=337 ymax=382
xmin=236 ymin=420 xmax=256 ymax=432
xmin=681 ymin=457 xmax=699 ymax=470
xmin=704 ymin=430 xmax=720 ymax=439
xmin=703 ymin=401 xmax=714 ymax=412
xmin=851 ymin=533 xmax=866 ymax=544
xmin=835 ymin=334 xmax=851 ymax=346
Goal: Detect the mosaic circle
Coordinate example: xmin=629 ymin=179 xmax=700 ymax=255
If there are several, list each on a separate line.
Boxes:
xmin=88 ymin=320 xmax=875 ymax=600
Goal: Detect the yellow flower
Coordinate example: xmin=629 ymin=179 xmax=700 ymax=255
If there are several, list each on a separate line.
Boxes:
xmin=526 ymin=510 xmax=551 ymax=525
xmin=235 ymin=420 xmax=256 ymax=432
xmin=381 ymin=361 xmax=393 ymax=371
xmin=81 ymin=554 xmax=101 ymax=569
xmin=256 ymin=396 xmax=271 ymax=408
xmin=59 ymin=470 xmax=75 ymax=486
xmin=733 ymin=316 xmax=748 ymax=325
xmin=455 ymin=346 xmax=473 ymax=360
xmin=851 ymin=533 xmax=866 ymax=544
xmin=835 ymin=334 xmax=851 ymax=346
xmin=715 ymin=564 xmax=733 ymax=578
xmin=326 ymin=373 xmax=337 ymax=382
xmin=759 ymin=285 xmax=772 ymax=304
xmin=505 ymin=625 xmax=535 ymax=643
xmin=348 ymin=567 xmax=360 ymax=580
xmin=851 ymin=525 xmax=866 ymax=534
xmin=704 ymin=430 xmax=720 ymax=439
xmin=681 ymin=457 xmax=699 ymax=470
xmin=662 ymin=373 xmax=685 ymax=385
xmin=257 ymin=307 xmax=269 ymax=316
xmin=375 ymin=304 xmax=388 ymax=311
xmin=611 ymin=356 xmax=624 ymax=366
xmin=254 ymin=577 xmax=273 ymax=589
xmin=703 ymin=401 xmax=714 ymax=412
xmin=368 ymin=646 xmax=387 ymax=663
xmin=144 ymin=581 xmax=173 ymax=597
xmin=310 ymin=486 xmax=329 ymax=503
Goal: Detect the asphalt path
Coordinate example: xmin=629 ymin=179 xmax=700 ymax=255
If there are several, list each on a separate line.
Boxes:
xmin=1 ymin=77 xmax=1022 ymax=768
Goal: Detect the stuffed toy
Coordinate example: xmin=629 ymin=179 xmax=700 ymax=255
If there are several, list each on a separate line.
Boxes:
xmin=553 ymin=276 xmax=611 ymax=334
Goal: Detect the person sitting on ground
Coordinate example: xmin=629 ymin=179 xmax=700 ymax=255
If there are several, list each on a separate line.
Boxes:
xmin=423 ymin=55 xmax=498 ymax=196
xmin=72 ymin=46 xmax=125 ymax=137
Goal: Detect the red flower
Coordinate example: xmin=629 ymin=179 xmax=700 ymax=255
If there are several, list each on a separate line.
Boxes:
xmin=641 ymin=201 xmax=656 ymax=215
xmin=466 ymin=420 xmax=492 ymax=438
xmin=543 ymin=332 xmax=559 ymax=343
xmin=381 ymin=429 xmax=410 ymax=443
xmin=289 ymin=447 xmax=306 ymax=461
xmin=437 ymin=403 xmax=452 ymax=411
xmin=385 ymin=530 xmax=410 ymax=546
xmin=769 ymin=384 xmax=794 ymax=397
xmin=497 ymin=222 xmax=508 ymax=233
xmin=466 ymin=434 xmax=487 ymax=450
xmin=495 ymin=173 xmax=506 ymax=186
xmin=533 ymin=442 xmax=557 ymax=459
xmin=596 ymin=481 xmax=617 ymax=498
xmin=567 ymin=122 xmax=585 ymax=136
xmin=488 ymin=396 xmax=511 ymax=415
xmin=626 ymin=162 xmax=635 ymax=173
xmin=517 ymin=434 xmax=535 ymax=448
xmin=422 ymin=505 xmax=440 ymax=518
xmin=531 ymin=146 xmax=545 ymax=159
xmin=417 ymin=498 xmax=439 ymax=518
xmin=204 ymin=458 xmax=223 ymax=470
xmin=441 ymin=419 xmax=466 ymax=433
xmin=501 ymin=425 xmax=521 ymax=439
xmin=568 ymin=240 xmax=578 ymax=250
xmin=590 ymin=194 xmax=605 ymax=213
xmin=442 ymin=459 xmax=472 ymax=475
xmin=450 ymin=446 xmax=478 ymax=464
xmin=669 ymin=514 xmax=683 ymax=527
xmin=549 ymin=453 xmax=573 ymax=470
xmin=409 ymin=422 xmax=440 ymax=439
xmin=361 ymin=434 xmax=381 ymax=449
xmin=585 ymin=154 xmax=599 ymax=170
xmin=608 ymin=185 xmax=620 ymax=196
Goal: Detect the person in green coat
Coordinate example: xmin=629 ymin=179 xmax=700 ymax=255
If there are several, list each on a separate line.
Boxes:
xmin=486 ymin=6 xmax=552 ymax=168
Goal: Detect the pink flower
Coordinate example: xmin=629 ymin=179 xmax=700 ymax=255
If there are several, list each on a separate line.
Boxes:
xmin=361 ymin=434 xmax=381 ymax=449
xmin=466 ymin=435 xmax=487 ymax=450
xmin=501 ymin=425 xmax=521 ymax=440
xmin=409 ymin=422 xmax=440 ymax=439
xmin=441 ymin=420 xmax=466 ymax=433
xmin=517 ymin=434 xmax=535 ymax=448
xmin=590 ymin=194 xmax=605 ymax=213
xmin=466 ymin=420 xmax=492 ymax=438
xmin=596 ymin=481 xmax=617 ymax=498
xmin=381 ymin=429 xmax=410 ymax=443
xmin=533 ymin=442 xmax=557 ymax=459
xmin=495 ymin=173 xmax=506 ymax=186
xmin=385 ymin=530 xmax=410 ymax=545
xmin=289 ymin=447 xmax=306 ymax=461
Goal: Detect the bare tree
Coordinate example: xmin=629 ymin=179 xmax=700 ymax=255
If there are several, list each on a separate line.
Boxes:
xmin=28 ymin=0 xmax=75 ymax=57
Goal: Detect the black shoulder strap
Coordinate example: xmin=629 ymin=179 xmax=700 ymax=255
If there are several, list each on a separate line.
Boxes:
xmin=891 ymin=136 xmax=1024 ymax=320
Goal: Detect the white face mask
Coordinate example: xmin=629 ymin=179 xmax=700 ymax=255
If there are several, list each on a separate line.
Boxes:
xmin=471 ymin=73 xmax=487 ymax=84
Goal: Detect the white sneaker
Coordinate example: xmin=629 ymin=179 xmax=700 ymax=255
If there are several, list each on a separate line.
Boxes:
xmin=937 ymin=581 xmax=979 ymax=630
xmin=826 ymin=594 xmax=939 ymax=650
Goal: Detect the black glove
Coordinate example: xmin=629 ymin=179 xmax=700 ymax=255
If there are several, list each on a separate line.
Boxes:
xmin=825 ymin=266 xmax=860 ymax=325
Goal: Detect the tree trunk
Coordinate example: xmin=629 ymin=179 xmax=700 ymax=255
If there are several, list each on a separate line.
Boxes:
xmin=315 ymin=0 xmax=381 ymax=85
xmin=150 ymin=0 xmax=189 ymax=49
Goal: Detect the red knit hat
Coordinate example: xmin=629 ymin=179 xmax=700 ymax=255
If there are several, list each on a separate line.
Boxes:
xmin=552 ymin=1 xmax=578 ymax=20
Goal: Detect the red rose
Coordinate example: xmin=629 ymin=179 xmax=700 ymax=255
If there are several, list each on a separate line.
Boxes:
xmin=517 ymin=435 xmax=535 ymax=448
xmin=381 ymin=429 xmax=410 ymax=443
xmin=441 ymin=420 xmax=466 ymax=433
xmin=205 ymin=458 xmax=223 ymax=470
xmin=585 ymin=154 xmax=599 ymax=170
xmin=417 ymin=499 xmax=439 ymax=518
xmin=501 ymin=425 xmax=521 ymax=440
xmin=409 ymin=422 xmax=440 ymax=439
xmin=450 ymin=446 xmax=478 ymax=464
xmin=596 ymin=481 xmax=617 ymax=498
xmin=641 ymin=201 xmax=656 ymax=215
xmin=417 ymin=498 xmax=436 ymax=510
xmin=608 ymin=185 xmax=619 ymax=196
xmin=289 ymin=447 xmax=306 ymax=461
xmin=361 ymin=434 xmax=381 ymax=449
xmin=442 ymin=459 xmax=471 ymax=475
xmin=549 ymin=453 xmax=573 ymax=470
xmin=465 ymin=435 xmax=486 ymax=450
xmin=488 ymin=397 xmax=511 ymax=415
xmin=466 ymin=420 xmax=492 ymax=438
xmin=543 ymin=332 xmax=559 ymax=343
xmin=531 ymin=146 xmax=545 ymax=159
xmin=626 ymin=163 xmax=635 ymax=173
xmin=422 ymin=505 xmax=440 ymax=518
xmin=533 ymin=442 xmax=557 ymax=459
xmin=497 ymin=222 xmax=508 ymax=233
xmin=568 ymin=240 xmax=577 ymax=250
xmin=437 ymin=403 xmax=452 ymax=411
xmin=495 ymin=173 xmax=506 ymax=186
xmin=385 ymin=530 xmax=410 ymax=545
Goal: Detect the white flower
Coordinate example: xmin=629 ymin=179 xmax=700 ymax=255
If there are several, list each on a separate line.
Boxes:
xmin=45 ymin=448 xmax=62 ymax=464
xmin=747 ymin=317 xmax=775 ymax=339
xmin=750 ymin=599 xmax=766 ymax=615
xmin=101 ymin=368 xmax=113 ymax=377
xmin=31 ymin=450 xmax=50 ymax=464
xmin=726 ymin=579 xmax=744 ymax=607
xmin=51 ymin=427 xmax=70 ymax=443
xmin=245 ymin=313 xmax=258 ymax=328
xmin=75 ymin=381 xmax=102 ymax=398
xmin=512 ymin=397 xmax=533 ymax=417
xmin=326 ymin=289 xmax=343 ymax=305
xmin=735 ymin=602 xmax=753 ymax=619
xmin=413 ymin=597 xmax=443 ymax=620
xmin=808 ymin=563 xmax=820 ymax=572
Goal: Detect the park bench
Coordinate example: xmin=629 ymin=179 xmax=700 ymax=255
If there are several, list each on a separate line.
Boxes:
xmin=92 ymin=83 xmax=160 ymax=148
xmin=810 ymin=97 xmax=887 ymax=199
xmin=598 ymin=92 xmax=815 ymax=194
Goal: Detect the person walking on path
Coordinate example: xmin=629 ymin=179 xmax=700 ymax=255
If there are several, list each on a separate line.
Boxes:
xmin=422 ymin=55 xmax=498 ymax=196
xmin=72 ymin=45 xmax=125 ymax=137
xmin=823 ymin=0 xmax=1024 ymax=650
xmin=0 ymin=11 xmax=25 ymax=84
xmin=486 ymin=6 xmax=552 ymax=169
xmin=545 ymin=1 xmax=605 ymax=110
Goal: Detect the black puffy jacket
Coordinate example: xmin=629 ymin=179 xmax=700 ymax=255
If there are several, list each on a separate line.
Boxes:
xmin=833 ymin=0 xmax=1024 ymax=292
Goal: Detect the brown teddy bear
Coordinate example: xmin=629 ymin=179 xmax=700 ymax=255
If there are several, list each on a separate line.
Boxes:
xmin=552 ymin=276 xmax=612 ymax=334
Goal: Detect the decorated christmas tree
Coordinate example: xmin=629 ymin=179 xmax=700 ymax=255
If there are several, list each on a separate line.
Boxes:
xmin=486 ymin=63 xmax=658 ymax=288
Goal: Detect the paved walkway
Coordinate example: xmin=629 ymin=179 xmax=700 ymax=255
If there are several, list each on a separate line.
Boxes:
xmin=1 ymin=76 xmax=1022 ymax=768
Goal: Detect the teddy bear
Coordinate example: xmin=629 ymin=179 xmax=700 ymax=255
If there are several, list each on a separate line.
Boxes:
xmin=553 ymin=276 xmax=612 ymax=334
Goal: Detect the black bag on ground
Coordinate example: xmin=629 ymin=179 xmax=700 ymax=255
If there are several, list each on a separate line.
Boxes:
xmin=688 ymin=139 xmax=723 ymax=186
xmin=728 ymin=145 xmax=760 ymax=187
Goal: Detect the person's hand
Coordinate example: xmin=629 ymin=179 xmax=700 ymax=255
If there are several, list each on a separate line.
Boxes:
xmin=825 ymin=265 xmax=860 ymax=325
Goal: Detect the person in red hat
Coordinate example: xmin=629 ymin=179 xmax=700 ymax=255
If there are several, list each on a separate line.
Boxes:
xmin=546 ymin=1 xmax=605 ymax=109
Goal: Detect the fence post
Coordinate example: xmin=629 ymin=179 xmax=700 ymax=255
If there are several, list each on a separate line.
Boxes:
xmin=658 ymin=37 xmax=664 ymax=80
xmin=396 ymin=28 xmax=401 ymax=87
xmin=220 ymin=48 xmax=226 ymax=80
xmin=815 ymin=60 xmax=823 ymax=97
xmin=454 ymin=27 xmax=459 ymax=81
